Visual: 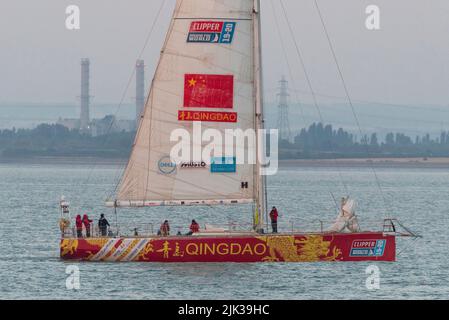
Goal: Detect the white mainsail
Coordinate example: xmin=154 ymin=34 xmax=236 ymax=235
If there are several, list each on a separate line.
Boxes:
xmin=110 ymin=0 xmax=265 ymax=212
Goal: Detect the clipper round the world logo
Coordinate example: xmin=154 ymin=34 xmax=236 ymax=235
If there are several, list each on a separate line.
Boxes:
xmin=187 ymin=21 xmax=236 ymax=44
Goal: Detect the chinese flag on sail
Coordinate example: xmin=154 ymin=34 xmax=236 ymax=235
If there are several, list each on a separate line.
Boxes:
xmin=184 ymin=74 xmax=234 ymax=109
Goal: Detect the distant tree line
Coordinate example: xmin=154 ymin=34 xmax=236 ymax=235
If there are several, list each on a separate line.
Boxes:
xmin=0 ymin=124 xmax=134 ymax=158
xmin=1 ymin=122 xmax=449 ymax=160
xmin=280 ymin=122 xmax=449 ymax=159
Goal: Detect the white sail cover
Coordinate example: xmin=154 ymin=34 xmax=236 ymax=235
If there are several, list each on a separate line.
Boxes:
xmin=113 ymin=0 xmax=258 ymax=207
xmin=328 ymin=199 xmax=361 ymax=233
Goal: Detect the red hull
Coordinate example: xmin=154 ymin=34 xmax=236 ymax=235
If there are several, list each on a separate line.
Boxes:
xmin=60 ymin=232 xmax=395 ymax=263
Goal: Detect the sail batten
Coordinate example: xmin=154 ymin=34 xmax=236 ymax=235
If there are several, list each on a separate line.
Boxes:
xmin=113 ymin=0 xmax=260 ymax=208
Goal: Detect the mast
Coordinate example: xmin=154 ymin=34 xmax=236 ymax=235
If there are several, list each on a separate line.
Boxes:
xmin=253 ymin=0 xmax=266 ymax=232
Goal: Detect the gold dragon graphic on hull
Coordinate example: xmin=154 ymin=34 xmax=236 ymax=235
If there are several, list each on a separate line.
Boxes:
xmin=257 ymin=235 xmax=342 ymax=262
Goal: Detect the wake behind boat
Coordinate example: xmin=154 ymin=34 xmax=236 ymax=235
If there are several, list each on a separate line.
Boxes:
xmin=59 ymin=0 xmax=417 ymax=263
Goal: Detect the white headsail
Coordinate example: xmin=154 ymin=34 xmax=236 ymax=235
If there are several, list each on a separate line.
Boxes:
xmin=110 ymin=0 xmax=264 ymax=210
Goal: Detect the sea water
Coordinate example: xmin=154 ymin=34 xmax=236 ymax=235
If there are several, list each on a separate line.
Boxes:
xmin=0 ymin=162 xmax=448 ymax=299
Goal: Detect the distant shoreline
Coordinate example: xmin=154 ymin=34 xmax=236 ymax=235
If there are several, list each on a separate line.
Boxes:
xmin=1 ymin=156 xmax=449 ymax=168
xmin=280 ymin=157 xmax=449 ymax=168
xmin=0 ymin=156 xmax=127 ymax=166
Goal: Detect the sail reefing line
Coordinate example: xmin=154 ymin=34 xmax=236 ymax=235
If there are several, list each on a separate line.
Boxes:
xmin=108 ymin=0 xmax=267 ymax=230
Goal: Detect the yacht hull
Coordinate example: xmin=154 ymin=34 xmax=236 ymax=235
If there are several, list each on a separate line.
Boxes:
xmin=60 ymin=232 xmax=395 ymax=262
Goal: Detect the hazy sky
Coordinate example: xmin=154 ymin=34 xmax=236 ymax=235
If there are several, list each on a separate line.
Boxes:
xmin=1 ymin=0 xmax=449 ymax=107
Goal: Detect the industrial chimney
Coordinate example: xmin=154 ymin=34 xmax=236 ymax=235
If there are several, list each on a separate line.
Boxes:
xmin=80 ymin=58 xmax=90 ymax=131
xmin=136 ymin=60 xmax=145 ymax=124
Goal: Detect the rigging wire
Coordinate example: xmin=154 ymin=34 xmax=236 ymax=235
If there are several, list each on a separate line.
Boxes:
xmin=270 ymin=0 xmax=345 ymax=213
xmin=277 ymin=0 xmax=349 ymax=197
xmin=84 ymin=0 xmax=168 ymax=203
xmin=110 ymin=0 xmax=169 ymax=200
xmin=312 ymin=0 xmax=390 ymax=217
xmin=397 ymin=236 xmax=420 ymax=257
xmin=143 ymin=0 xmax=185 ymax=203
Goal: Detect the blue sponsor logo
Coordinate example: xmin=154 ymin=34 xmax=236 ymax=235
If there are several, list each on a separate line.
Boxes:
xmin=211 ymin=157 xmax=236 ymax=173
xmin=219 ymin=22 xmax=236 ymax=43
xmin=158 ymin=156 xmax=177 ymax=175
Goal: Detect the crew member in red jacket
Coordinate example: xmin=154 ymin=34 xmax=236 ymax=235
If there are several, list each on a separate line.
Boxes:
xmin=159 ymin=220 xmax=170 ymax=237
xmin=188 ymin=219 xmax=200 ymax=235
xmin=75 ymin=215 xmax=83 ymax=238
xmin=82 ymin=214 xmax=93 ymax=238
xmin=269 ymin=207 xmax=279 ymax=233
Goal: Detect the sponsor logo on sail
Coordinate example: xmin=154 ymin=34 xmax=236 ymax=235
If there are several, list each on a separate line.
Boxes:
xmin=169 ymin=122 xmax=279 ymax=176
xmin=211 ymin=157 xmax=236 ymax=173
xmin=158 ymin=156 xmax=177 ymax=175
xmin=180 ymin=161 xmax=207 ymax=169
xmin=187 ymin=21 xmax=236 ymax=44
xmin=178 ymin=110 xmax=237 ymax=123
xmin=350 ymin=239 xmax=386 ymax=257
xmin=184 ymin=74 xmax=234 ymax=109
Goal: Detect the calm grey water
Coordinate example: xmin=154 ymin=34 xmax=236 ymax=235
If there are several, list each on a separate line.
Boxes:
xmin=0 ymin=163 xmax=448 ymax=300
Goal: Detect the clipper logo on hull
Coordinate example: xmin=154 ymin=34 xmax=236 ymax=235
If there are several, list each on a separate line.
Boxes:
xmin=187 ymin=21 xmax=236 ymax=44
xmin=350 ymin=239 xmax=386 ymax=257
